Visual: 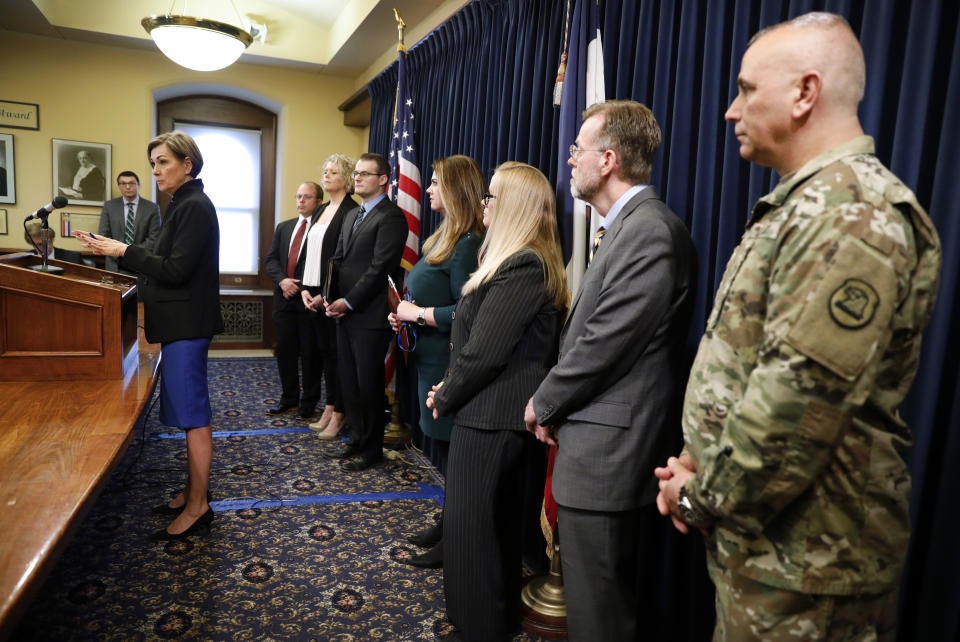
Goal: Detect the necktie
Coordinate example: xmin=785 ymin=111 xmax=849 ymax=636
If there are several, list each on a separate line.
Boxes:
xmin=589 ymin=226 xmax=606 ymax=262
xmin=124 ymin=202 xmax=135 ymax=244
xmin=352 ymin=205 xmax=367 ymax=234
xmin=286 ymin=218 xmax=307 ymax=278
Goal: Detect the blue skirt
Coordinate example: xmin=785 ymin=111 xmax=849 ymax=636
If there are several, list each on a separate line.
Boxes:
xmin=159 ymin=337 xmax=212 ymax=429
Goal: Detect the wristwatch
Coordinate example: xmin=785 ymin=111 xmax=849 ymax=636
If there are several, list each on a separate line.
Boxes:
xmin=416 ymin=307 xmax=427 ymax=326
xmin=677 ymin=484 xmax=711 ymax=528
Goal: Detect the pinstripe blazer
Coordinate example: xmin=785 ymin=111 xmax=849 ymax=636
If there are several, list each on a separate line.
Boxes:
xmin=433 ymin=249 xmax=562 ymax=431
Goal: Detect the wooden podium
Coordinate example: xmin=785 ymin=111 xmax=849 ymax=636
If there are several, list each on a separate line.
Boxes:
xmin=0 ymin=252 xmax=139 ymax=381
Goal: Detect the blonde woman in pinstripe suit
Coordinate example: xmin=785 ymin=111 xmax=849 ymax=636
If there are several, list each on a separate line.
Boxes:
xmin=427 ymin=162 xmax=568 ymax=641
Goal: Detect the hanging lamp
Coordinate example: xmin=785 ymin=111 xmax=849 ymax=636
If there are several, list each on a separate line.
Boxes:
xmin=142 ymin=0 xmax=258 ymax=72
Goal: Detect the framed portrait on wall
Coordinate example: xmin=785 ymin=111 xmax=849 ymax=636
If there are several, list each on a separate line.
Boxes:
xmin=0 ymin=133 xmax=14 ymax=204
xmin=52 ymin=138 xmax=111 ymax=207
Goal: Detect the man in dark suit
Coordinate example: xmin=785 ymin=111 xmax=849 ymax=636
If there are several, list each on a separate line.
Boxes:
xmin=97 ymin=171 xmax=160 ymax=273
xmin=265 ymin=181 xmax=325 ymax=420
xmin=526 ymin=100 xmax=696 ymax=641
xmin=324 ymin=153 xmax=407 ymax=471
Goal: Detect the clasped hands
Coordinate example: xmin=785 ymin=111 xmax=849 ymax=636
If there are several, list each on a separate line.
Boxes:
xmin=655 ymin=453 xmax=703 ymax=535
xmin=298 ymin=288 xmax=348 ymax=318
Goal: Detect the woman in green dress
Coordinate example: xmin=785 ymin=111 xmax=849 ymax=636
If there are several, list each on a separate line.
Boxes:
xmin=388 ymin=154 xmax=485 ymax=566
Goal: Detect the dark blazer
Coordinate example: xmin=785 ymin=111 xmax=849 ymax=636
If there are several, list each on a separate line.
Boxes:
xmin=98 ymin=196 xmax=161 ymax=272
xmin=433 ymin=250 xmax=562 ymax=431
xmin=302 ymin=198 xmax=354 ymax=300
xmin=533 ymin=186 xmax=695 ymax=511
xmin=120 ymin=178 xmax=223 ymax=344
xmin=53 ymin=247 xmax=87 ymax=265
xmin=265 ymin=212 xmax=314 ymax=314
xmin=78 ymin=166 xmax=105 ymax=201
xmin=329 ymin=196 xmax=407 ymax=329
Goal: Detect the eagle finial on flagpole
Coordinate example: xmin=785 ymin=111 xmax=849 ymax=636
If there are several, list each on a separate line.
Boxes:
xmin=393 ymin=8 xmax=406 ymax=52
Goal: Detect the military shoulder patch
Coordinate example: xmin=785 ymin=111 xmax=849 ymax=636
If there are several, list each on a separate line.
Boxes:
xmin=828 ymin=278 xmax=880 ymax=329
xmin=785 ymin=239 xmax=896 ymax=381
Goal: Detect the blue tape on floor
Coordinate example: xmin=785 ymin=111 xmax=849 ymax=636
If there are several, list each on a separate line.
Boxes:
xmin=210 ymin=482 xmax=444 ymax=511
xmin=154 ymin=427 xmax=314 ymax=439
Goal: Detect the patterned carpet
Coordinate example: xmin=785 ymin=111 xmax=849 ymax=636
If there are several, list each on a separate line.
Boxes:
xmin=12 ymin=357 xmax=556 ymax=641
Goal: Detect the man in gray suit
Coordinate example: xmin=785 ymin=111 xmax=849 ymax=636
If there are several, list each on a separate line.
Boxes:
xmin=97 ymin=171 xmax=160 ymax=273
xmin=526 ymin=100 xmax=695 ymax=641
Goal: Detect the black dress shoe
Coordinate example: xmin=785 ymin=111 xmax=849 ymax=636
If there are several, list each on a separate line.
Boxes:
xmin=405 ymin=542 xmax=442 ymax=568
xmin=322 ymin=442 xmax=359 ymax=459
xmin=266 ymin=403 xmax=297 ymax=415
xmin=341 ymin=455 xmax=381 ymax=471
xmin=296 ymin=408 xmax=316 ymax=420
xmin=151 ymin=507 xmax=214 ymax=541
xmin=407 ymin=520 xmax=442 ymax=547
xmin=152 ymin=491 xmax=213 ymax=515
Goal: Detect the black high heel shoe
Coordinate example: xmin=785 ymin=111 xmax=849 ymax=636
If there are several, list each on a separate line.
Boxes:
xmin=406 ymin=519 xmax=442 ymax=547
xmin=151 ymin=507 xmax=214 ymax=542
xmin=152 ymin=491 xmax=213 ymax=516
xmin=405 ymin=541 xmax=443 ymax=568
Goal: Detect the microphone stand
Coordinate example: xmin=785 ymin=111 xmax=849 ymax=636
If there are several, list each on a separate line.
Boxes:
xmin=28 ymin=215 xmax=64 ymax=274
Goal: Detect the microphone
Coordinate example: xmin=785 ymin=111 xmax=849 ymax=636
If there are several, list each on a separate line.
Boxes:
xmin=25 ymin=195 xmax=69 ymax=221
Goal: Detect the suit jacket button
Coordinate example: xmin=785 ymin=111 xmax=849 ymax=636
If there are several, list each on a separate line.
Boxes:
xmin=449 ymin=342 xmax=454 ymax=351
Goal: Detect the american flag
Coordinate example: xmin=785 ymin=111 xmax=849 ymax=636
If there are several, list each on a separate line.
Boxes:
xmin=384 ymin=47 xmax=422 ymax=415
xmin=387 ymin=48 xmax=421 ymax=272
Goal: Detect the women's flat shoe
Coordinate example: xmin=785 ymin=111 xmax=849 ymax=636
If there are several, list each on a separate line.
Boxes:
xmin=151 ymin=507 xmax=214 ymax=541
xmin=152 ymin=491 xmax=213 ymax=516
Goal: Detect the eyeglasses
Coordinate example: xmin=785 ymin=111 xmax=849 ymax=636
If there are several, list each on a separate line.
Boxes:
xmin=569 ymin=144 xmax=607 ymax=160
xmin=352 ymin=171 xmax=385 ymax=179
xmin=482 ymin=193 xmax=496 ymax=206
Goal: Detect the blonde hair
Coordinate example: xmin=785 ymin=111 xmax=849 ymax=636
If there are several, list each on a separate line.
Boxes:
xmin=148 ymin=130 xmax=203 ymax=177
xmin=422 ymin=155 xmax=486 ymax=265
xmin=463 ymin=162 xmax=568 ymax=311
xmin=322 ymin=153 xmax=356 ymax=195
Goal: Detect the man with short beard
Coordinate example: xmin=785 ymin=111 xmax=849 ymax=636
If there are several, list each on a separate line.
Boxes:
xmin=526 ymin=99 xmax=696 ymax=641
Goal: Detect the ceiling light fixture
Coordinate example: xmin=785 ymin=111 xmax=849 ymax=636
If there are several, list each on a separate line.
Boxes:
xmin=142 ymin=1 xmax=259 ymax=72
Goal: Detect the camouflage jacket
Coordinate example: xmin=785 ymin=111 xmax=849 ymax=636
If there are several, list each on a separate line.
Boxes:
xmin=681 ymin=136 xmax=941 ymax=595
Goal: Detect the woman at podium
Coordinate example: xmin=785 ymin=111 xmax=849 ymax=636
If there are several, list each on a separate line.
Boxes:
xmin=76 ymin=130 xmax=223 ymax=542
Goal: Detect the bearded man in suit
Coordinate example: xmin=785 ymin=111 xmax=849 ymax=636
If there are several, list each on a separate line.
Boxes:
xmin=526 ymin=100 xmax=696 ymax=642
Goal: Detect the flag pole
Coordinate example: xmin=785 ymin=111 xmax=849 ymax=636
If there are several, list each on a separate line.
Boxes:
xmin=384 ymin=7 xmax=413 ymax=446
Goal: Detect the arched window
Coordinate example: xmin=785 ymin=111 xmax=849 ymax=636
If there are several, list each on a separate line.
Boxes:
xmin=157 ymin=95 xmax=277 ymax=289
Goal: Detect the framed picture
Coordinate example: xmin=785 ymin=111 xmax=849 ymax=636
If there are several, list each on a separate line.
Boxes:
xmin=0 ymin=133 xmax=14 ymax=204
xmin=0 ymin=208 xmax=7 ymax=234
xmin=0 ymin=100 xmax=39 ymax=130
xmin=52 ymin=138 xmax=111 ymax=207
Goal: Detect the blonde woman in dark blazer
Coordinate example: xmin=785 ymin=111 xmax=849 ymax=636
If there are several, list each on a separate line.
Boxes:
xmin=427 ymin=162 xmax=568 ymax=641
xmin=77 ymin=130 xmax=222 ymax=542
xmin=301 ymin=153 xmax=357 ymax=439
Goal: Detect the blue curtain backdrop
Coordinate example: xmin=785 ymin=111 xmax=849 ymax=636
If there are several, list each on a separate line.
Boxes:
xmin=369 ymin=1 xmax=960 ymax=639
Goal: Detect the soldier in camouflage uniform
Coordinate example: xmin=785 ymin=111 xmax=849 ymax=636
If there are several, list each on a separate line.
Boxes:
xmin=655 ymin=12 xmax=942 ymax=641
